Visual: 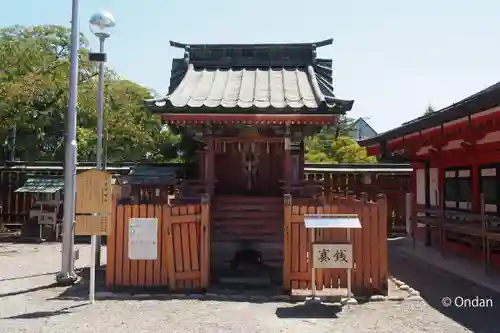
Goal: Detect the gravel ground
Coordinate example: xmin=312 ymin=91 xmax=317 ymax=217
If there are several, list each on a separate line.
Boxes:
xmin=0 ymin=241 xmax=498 ymax=333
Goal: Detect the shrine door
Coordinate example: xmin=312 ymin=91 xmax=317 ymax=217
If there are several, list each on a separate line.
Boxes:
xmin=214 ymin=140 xmax=283 ymax=196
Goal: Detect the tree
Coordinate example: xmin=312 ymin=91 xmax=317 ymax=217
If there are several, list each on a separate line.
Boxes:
xmin=305 ymin=135 xmax=376 ymax=163
xmin=424 ymin=104 xmax=437 ymax=115
xmin=303 ymin=115 xmax=376 ymax=163
xmin=0 ymin=24 xmax=181 ymax=163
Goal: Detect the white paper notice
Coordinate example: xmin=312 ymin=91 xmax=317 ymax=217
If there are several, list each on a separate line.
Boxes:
xmin=128 ymin=218 xmax=158 ymax=260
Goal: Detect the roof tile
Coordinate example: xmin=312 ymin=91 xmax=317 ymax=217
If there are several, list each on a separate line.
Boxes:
xmin=168 ymin=66 xmax=325 ymax=110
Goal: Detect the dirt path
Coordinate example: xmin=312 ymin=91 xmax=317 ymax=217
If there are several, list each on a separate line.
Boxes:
xmin=0 ymin=242 xmax=498 ymax=332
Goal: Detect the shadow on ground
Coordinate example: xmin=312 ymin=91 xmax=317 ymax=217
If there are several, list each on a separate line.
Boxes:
xmin=54 ymin=266 xmax=340 ymax=304
xmin=275 ymin=302 xmax=341 ymax=318
xmin=0 ymin=283 xmax=59 ymax=298
xmin=2 ymin=304 xmax=87 ymax=320
xmin=389 ymin=238 xmax=500 ymax=332
xmin=0 ymin=272 xmax=57 ymax=282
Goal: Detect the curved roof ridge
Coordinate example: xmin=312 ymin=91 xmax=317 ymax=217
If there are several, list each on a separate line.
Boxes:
xmin=169 ymin=39 xmax=333 ymax=49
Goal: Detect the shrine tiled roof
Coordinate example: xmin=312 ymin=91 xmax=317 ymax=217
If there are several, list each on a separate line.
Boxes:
xmin=147 ymin=39 xmax=353 ymax=114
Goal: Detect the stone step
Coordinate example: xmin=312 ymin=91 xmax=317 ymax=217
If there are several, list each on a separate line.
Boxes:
xmin=212 ymin=204 xmax=282 ymax=212
xmin=211 ymin=211 xmax=283 ymax=220
xmin=212 ymin=234 xmax=281 ymax=242
xmin=214 ymin=196 xmax=283 ymax=204
xmin=217 ymin=276 xmax=272 ymax=287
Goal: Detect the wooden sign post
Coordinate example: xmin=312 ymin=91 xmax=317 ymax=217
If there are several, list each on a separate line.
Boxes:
xmin=74 ymin=169 xmax=113 ymax=304
xmin=304 ymin=214 xmax=362 ymax=304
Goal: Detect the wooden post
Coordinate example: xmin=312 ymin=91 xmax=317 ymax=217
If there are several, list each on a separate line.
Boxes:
xmin=284 ymin=126 xmax=292 ymax=194
xmin=205 ymin=135 xmax=215 ymax=197
xmin=439 ymin=190 xmax=445 ymax=248
xmin=283 ymin=194 xmax=292 ymax=292
xmin=480 ymin=193 xmax=490 ymax=273
xmin=200 ymin=194 xmax=211 ymax=289
xmin=424 ymin=162 xmax=431 ymax=246
xmin=405 ymin=193 xmax=412 ymax=237
xmin=164 ymin=204 xmax=176 ymax=290
xmin=299 ymin=139 xmax=305 ymax=180
xmin=411 ymin=193 xmax=417 ymax=249
xmin=472 ymin=163 xmax=480 ymax=212
xmin=376 ymin=193 xmax=388 ymax=296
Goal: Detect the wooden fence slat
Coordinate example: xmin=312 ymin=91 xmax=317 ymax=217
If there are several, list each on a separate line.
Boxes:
xmin=378 ymin=194 xmax=389 ymax=294
xmin=352 ymin=202 xmax=363 ymax=291
xmin=106 ymin=202 xmax=116 ymax=288
xmin=153 ymin=204 xmax=162 ymax=286
xmin=361 ymin=202 xmax=371 ymax=292
xmin=188 ymin=220 xmax=200 ymax=289
xmin=170 ymin=214 xmax=200 ymax=224
xmin=315 ymin=206 xmax=324 ymax=290
xmin=181 ymin=223 xmax=192 ymax=289
xmin=114 ymin=204 xmax=125 ymax=286
xmin=122 ymin=205 xmax=132 ymax=286
xmin=370 ymin=202 xmax=380 ymax=293
xmin=200 ymin=195 xmax=210 ymax=289
xmin=337 ymin=200 xmax=348 ymax=289
xmin=164 ymin=205 xmax=175 ymax=288
xmin=136 ymin=204 xmax=146 ymax=287
xmin=173 ymin=224 xmax=184 ymax=289
xmin=298 ymin=205 xmax=308 ymax=289
xmin=283 ymin=194 xmax=292 ymax=291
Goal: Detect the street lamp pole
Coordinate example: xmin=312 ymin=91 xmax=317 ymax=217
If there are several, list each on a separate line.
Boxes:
xmin=94 ymin=36 xmax=105 ymax=268
xmin=56 ymin=0 xmax=79 ymax=285
xmin=89 ymin=11 xmax=115 ymax=268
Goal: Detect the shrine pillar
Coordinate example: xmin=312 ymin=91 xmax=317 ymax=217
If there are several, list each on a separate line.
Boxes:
xmin=283 ymin=125 xmax=292 ymax=193
xmin=471 ymin=155 xmax=480 ymax=212
xmin=204 ymin=132 xmax=215 ymax=197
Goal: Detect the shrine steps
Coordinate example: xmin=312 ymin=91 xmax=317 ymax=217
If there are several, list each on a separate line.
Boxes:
xmin=210 ymin=195 xmax=284 ymax=271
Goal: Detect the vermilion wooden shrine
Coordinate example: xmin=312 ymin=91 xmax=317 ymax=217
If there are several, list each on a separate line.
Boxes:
xmin=360 ymin=81 xmax=500 ymax=268
xmin=145 ymin=39 xmax=354 ymax=279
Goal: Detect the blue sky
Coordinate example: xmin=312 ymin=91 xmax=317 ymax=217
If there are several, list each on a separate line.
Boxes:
xmin=2 ymin=0 xmax=500 ymax=133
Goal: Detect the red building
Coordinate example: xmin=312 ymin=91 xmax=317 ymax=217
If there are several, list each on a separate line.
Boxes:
xmin=359 ymin=82 xmax=500 ymax=267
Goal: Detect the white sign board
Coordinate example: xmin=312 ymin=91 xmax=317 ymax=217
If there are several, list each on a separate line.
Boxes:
xmin=128 ymin=218 xmax=158 ymax=260
xmin=312 ymin=243 xmax=353 ymax=269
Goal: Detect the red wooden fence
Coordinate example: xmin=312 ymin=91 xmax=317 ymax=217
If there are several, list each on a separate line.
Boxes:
xmin=283 ymin=194 xmax=388 ymax=295
xmin=106 ymin=196 xmax=210 ymax=291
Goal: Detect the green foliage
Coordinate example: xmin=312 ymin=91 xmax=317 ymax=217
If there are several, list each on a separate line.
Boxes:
xmin=304 ymin=116 xmax=376 ymax=163
xmin=424 ymin=104 xmax=437 ymax=115
xmin=305 ymin=135 xmax=376 ymax=163
xmin=0 ymin=24 xmax=181 ymax=163
xmin=0 ymin=24 xmax=376 ymax=165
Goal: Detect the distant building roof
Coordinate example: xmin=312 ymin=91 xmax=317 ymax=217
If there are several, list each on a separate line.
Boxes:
xmin=117 ymin=165 xmax=184 ymax=186
xmin=15 ymin=176 xmax=64 ymax=193
xmin=354 ymin=117 xmax=377 ymax=134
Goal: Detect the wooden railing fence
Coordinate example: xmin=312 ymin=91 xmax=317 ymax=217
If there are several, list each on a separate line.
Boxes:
xmin=106 ymin=195 xmax=210 ymax=291
xmin=283 ymin=193 xmax=388 ymax=295
xmin=305 ymin=171 xmax=409 ymax=235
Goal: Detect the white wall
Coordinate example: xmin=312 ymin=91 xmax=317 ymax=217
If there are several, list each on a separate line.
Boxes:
xmin=416 ymin=168 xmax=426 ymax=205
xmin=429 ymin=168 xmax=439 ymax=206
